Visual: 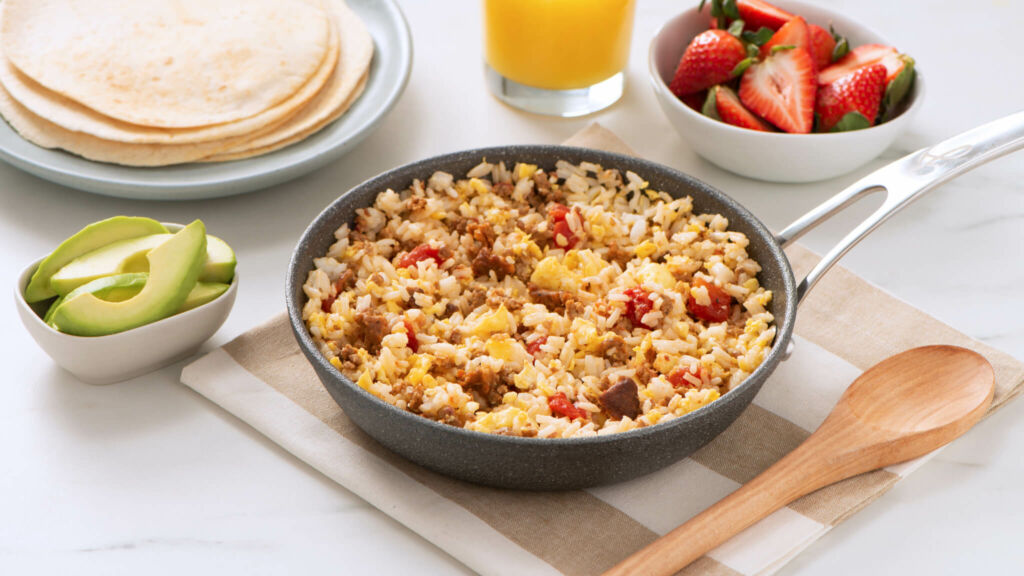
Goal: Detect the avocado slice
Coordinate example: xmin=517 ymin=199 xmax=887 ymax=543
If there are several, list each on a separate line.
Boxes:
xmin=44 ymin=273 xmax=230 ymax=324
xmin=24 ymin=216 xmax=167 ymax=302
xmin=49 ymin=232 xmax=236 ymax=296
xmin=43 ymin=273 xmax=148 ymax=324
xmin=180 ymin=281 xmax=230 ymax=312
xmin=50 ymin=220 xmax=207 ymax=337
xmin=202 ymin=235 xmax=237 ymax=284
xmin=50 ymin=235 xmax=165 ymax=295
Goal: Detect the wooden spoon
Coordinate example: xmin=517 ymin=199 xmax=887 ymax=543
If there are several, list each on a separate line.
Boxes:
xmin=604 ymin=345 xmax=994 ymax=576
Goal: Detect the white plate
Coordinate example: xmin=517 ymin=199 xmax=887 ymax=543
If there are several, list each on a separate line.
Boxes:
xmin=0 ymin=0 xmax=412 ymax=201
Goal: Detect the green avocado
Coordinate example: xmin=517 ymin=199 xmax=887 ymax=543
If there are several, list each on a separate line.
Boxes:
xmin=43 ymin=273 xmax=148 ymax=324
xmin=24 ymin=216 xmax=167 ymax=302
xmin=50 ymin=220 xmax=207 ymax=337
xmin=50 ymin=234 xmax=165 ymax=295
xmin=44 ymin=273 xmax=230 ymax=324
xmin=180 ymin=281 xmax=230 ymax=312
xmin=202 ymin=235 xmax=237 ymax=284
xmin=49 ymin=231 xmax=236 ymax=296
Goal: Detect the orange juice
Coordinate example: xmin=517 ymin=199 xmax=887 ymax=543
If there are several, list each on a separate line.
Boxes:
xmin=484 ymin=0 xmax=635 ymax=91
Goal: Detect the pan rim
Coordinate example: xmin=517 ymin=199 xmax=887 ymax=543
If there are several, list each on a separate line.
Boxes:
xmin=286 ymin=144 xmax=798 ymax=447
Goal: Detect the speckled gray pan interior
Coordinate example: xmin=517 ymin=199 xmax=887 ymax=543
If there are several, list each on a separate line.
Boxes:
xmin=287 ymin=146 xmax=798 ymax=490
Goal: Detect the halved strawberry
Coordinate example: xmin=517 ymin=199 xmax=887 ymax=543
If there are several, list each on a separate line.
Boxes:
xmin=760 ymin=17 xmax=814 ymax=71
xmin=669 ymin=29 xmax=748 ymax=96
xmin=681 ymin=90 xmax=708 ymax=111
xmin=737 ymin=0 xmax=794 ymax=31
xmin=815 ymin=64 xmax=886 ymax=131
xmin=707 ymin=85 xmax=774 ymax=131
xmin=881 ymin=55 xmax=915 ymax=121
xmin=819 ymin=44 xmax=905 ymax=85
xmin=739 ymin=48 xmax=816 ymax=133
xmin=808 ymin=24 xmax=836 ymax=70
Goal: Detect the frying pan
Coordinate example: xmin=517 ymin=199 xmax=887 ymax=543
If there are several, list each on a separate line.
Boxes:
xmin=287 ymin=112 xmax=1024 ymax=490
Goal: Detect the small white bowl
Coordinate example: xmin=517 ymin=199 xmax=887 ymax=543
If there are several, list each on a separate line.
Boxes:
xmin=15 ymin=224 xmax=238 ymax=384
xmin=649 ymin=0 xmax=924 ymax=182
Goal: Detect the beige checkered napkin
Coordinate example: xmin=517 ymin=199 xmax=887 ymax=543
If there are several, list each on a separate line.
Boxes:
xmin=181 ymin=124 xmax=1024 ymax=576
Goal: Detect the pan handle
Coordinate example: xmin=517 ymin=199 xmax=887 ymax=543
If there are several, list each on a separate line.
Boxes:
xmin=775 ymin=110 xmax=1024 ymax=305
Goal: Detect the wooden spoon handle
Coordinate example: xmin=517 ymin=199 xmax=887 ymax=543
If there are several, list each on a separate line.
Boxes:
xmin=603 ymin=441 xmax=830 ymax=576
xmin=604 ymin=346 xmax=995 ymax=576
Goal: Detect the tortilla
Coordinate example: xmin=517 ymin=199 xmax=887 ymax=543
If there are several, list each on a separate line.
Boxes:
xmin=0 ymin=84 xmax=249 ymax=166
xmin=205 ymin=0 xmax=373 ymax=160
xmin=202 ymin=73 xmax=368 ymax=163
xmin=0 ymin=0 xmax=330 ymax=128
xmin=0 ymin=10 xmax=340 ymax=145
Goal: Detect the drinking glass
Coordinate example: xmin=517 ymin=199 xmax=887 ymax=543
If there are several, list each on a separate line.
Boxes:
xmin=483 ymin=0 xmax=636 ymax=117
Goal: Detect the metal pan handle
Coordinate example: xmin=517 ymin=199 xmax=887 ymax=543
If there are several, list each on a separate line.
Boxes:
xmin=775 ymin=111 xmax=1024 ymax=305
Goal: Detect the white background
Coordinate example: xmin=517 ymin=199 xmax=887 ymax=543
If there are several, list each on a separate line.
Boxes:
xmin=2 ymin=0 xmax=1023 ymax=574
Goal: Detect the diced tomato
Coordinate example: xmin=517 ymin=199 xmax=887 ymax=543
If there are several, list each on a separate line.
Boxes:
xmin=687 ymin=277 xmax=733 ymax=323
xmin=551 ymin=220 xmax=579 ymax=249
xmin=624 ymin=287 xmax=656 ymax=329
xmin=526 ymin=335 xmax=548 ymax=356
xmin=403 ymin=319 xmax=419 ymax=353
xmin=548 ymin=203 xmax=580 ymax=249
xmin=398 ymin=244 xmax=442 ymax=269
xmin=667 ymin=365 xmax=703 ymax=389
xmin=548 ymin=392 xmax=588 ymax=420
xmin=548 ymin=203 xmax=570 ymax=223
xmin=321 ymin=295 xmax=336 ymax=313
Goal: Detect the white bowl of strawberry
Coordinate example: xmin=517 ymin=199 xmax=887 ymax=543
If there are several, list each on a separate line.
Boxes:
xmin=649 ymin=0 xmax=923 ymax=182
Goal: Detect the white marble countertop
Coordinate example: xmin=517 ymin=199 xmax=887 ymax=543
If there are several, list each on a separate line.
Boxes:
xmin=2 ymin=0 xmax=1022 ymax=574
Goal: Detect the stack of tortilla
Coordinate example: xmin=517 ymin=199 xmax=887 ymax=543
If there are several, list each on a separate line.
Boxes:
xmin=0 ymin=0 xmax=373 ymax=166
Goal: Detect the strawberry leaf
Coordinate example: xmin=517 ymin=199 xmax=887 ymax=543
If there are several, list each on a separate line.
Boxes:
xmin=699 ymin=0 xmax=708 ymax=11
xmin=830 ymin=24 xmax=849 ymax=61
xmin=741 ymin=27 xmax=775 ymax=47
xmin=721 ymin=0 xmax=740 ymax=20
xmin=727 ymin=19 xmax=745 ymax=37
xmin=881 ymin=56 xmax=915 ymax=121
xmin=709 ymin=0 xmax=730 ymax=30
xmin=731 ymin=57 xmax=755 ymax=77
xmin=746 ymin=43 xmax=759 ymax=58
xmin=830 ymin=111 xmax=871 ymax=132
xmin=828 ymin=24 xmax=845 ymax=42
xmin=702 ymin=87 xmax=720 ymax=120
xmin=769 ymin=44 xmax=796 ymax=55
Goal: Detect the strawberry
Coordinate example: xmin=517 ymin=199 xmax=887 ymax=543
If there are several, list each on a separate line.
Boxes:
xmin=669 ymin=29 xmax=748 ymax=97
xmin=818 ymin=44 xmax=916 ymax=122
xmin=706 ymin=85 xmax=774 ymax=131
xmin=760 ymin=17 xmax=814 ymax=71
xmin=739 ymin=47 xmax=816 ymax=133
xmin=736 ymin=0 xmax=794 ymax=31
xmin=815 ymin=63 xmax=886 ymax=132
xmin=808 ymin=24 xmax=836 ymax=70
xmin=819 ymin=44 xmax=905 ymax=85
xmin=681 ymin=90 xmax=708 ymax=111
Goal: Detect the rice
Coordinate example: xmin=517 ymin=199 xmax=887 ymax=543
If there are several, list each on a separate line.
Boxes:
xmin=303 ymin=160 xmax=775 ymax=438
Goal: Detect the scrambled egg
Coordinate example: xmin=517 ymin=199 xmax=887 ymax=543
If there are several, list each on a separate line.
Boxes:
xmin=531 ymin=256 xmax=575 ymax=291
xmin=407 ymin=355 xmax=438 ymax=388
xmin=635 ymin=240 xmax=657 ymax=259
xmin=516 ymin=163 xmax=538 ymax=181
xmin=531 ymin=249 xmax=610 ymax=291
xmin=469 ymin=407 xmax=531 ymax=434
xmin=470 ymin=304 xmax=516 ymax=337
xmin=636 ymin=262 xmax=676 ymax=291
xmin=485 ymin=334 xmax=528 ymax=366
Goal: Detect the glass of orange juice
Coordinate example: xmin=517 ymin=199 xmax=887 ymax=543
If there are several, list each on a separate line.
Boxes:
xmin=484 ymin=0 xmax=636 ymax=117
